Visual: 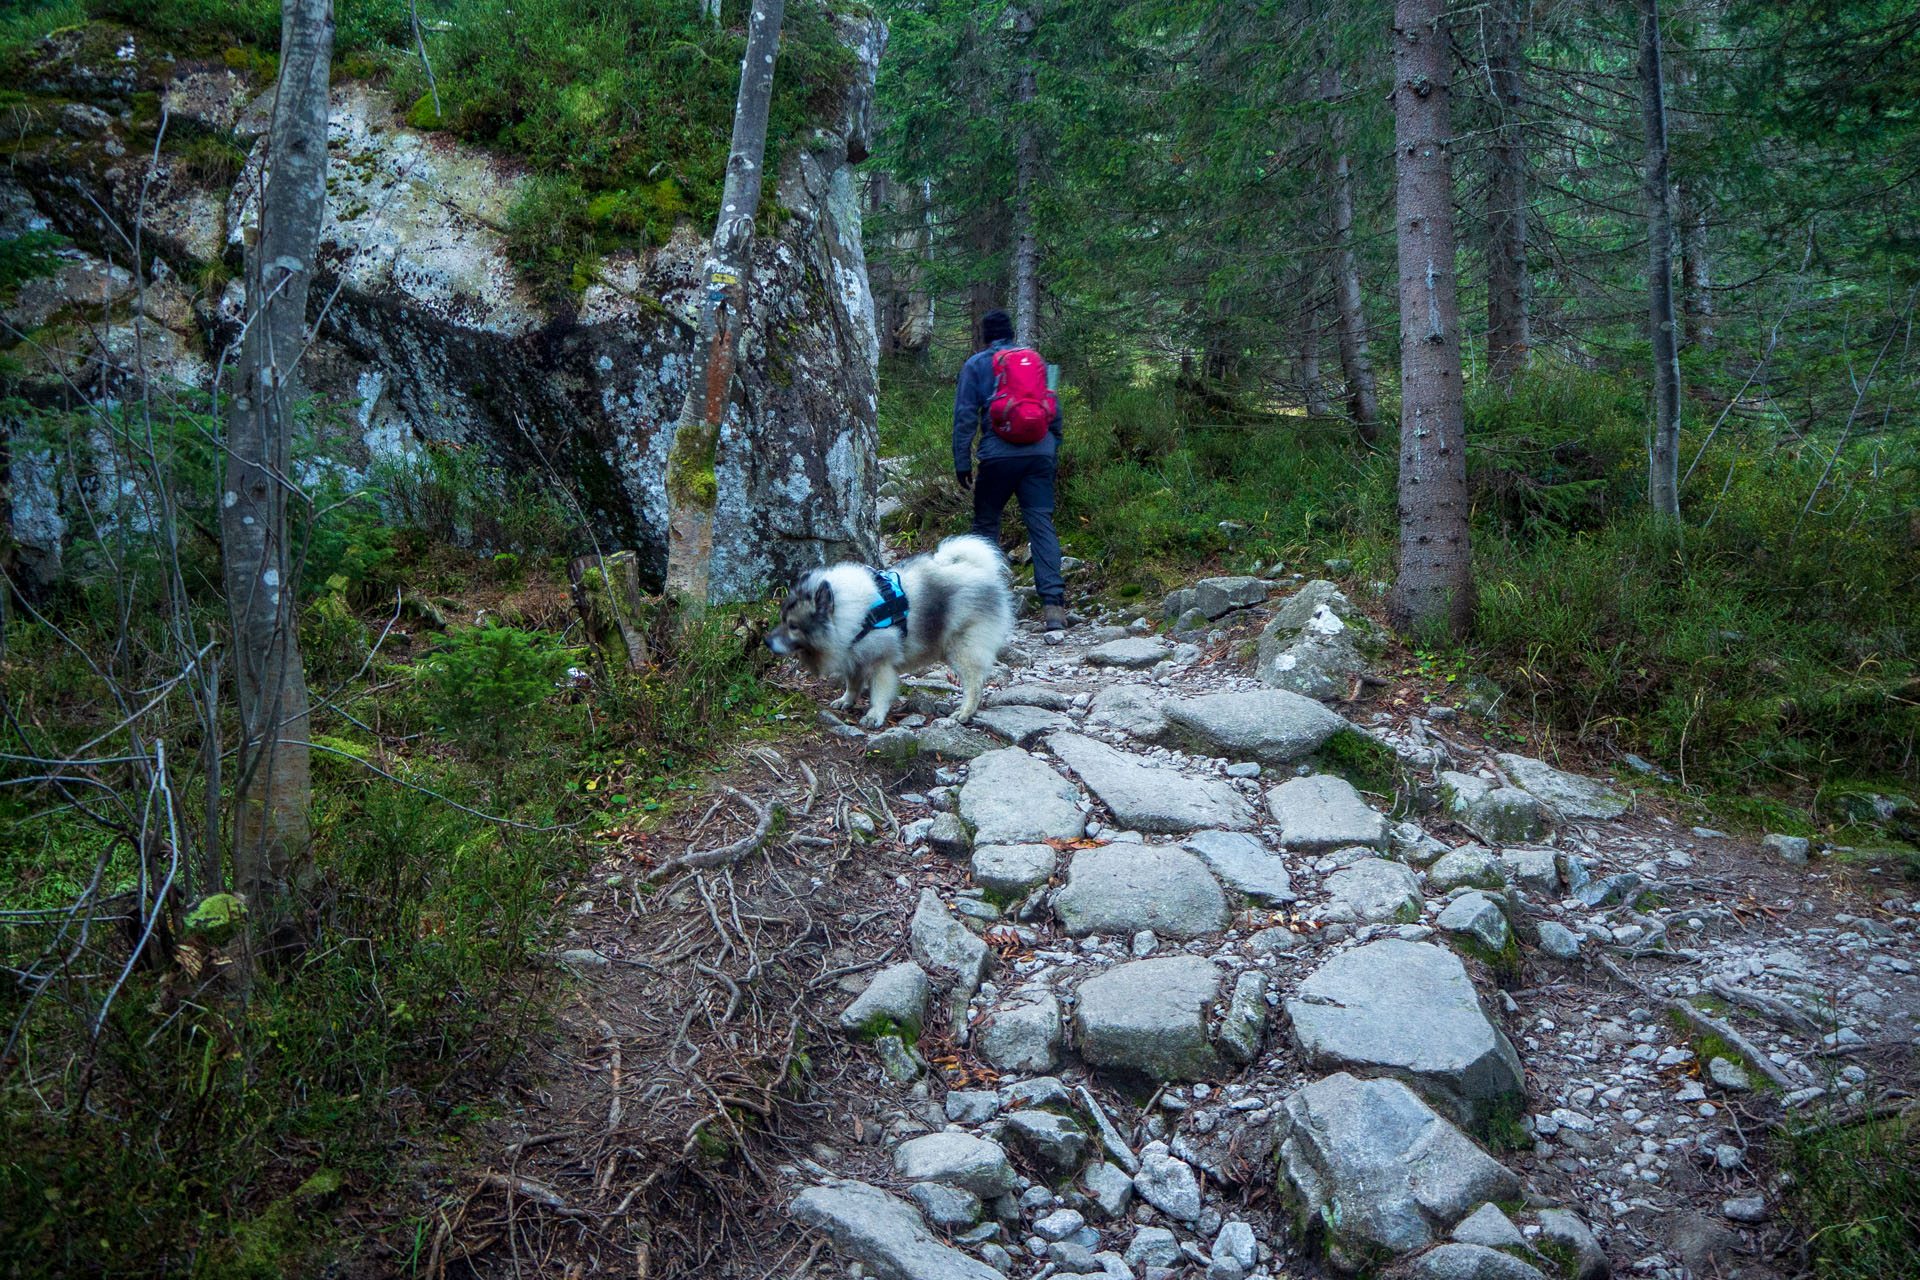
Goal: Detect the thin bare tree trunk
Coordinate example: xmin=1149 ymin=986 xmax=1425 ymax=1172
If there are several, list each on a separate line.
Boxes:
xmin=1680 ymin=189 xmax=1713 ymax=348
xmin=865 ymin=171 xmax=900 ymax=357
xmin=1640 ymin=0 xmax=1683 ymax=523
xmin=664 ymin=0 xmax=785 ymax=608
xmin=1485 ymin=0 xmax=1530 ymax=381
xmin=222 ymin=0 xmax=332 ymax=926
xmin=1321 ymin=66 xmax=1381 ymax=442
xmin=1010 ymin=6 xmax=1040 ymax=345
xmin=1387 ymin=0 xmax=1474 ymax=638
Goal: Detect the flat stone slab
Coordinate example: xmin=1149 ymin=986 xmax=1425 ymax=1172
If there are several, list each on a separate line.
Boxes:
xmin=1084 ymin=637 xmax=1172 ymax=669
xmin=1286 ymin=940 xmax=1523 ymax=1125
xmin=1050 ymin=732 xmax=1255 ymax=834
xmin=1495 ymin=753 xmax=1629 ymax=821
xmin=960 ymin=748 xmax=1087 ymax=845
xmin=1276 ymin=1072 xmax=1521 ymax=1264
xmin=973 ymin=703 xmax=1078 ymax=746
xmin=1162 ymin=689 xmax=1351 ymax=764
xmin=1053 ymin=845 xmax=1229 ymax=938
xmin=1181 ymin=830 xmax=1294 ymax=903
xmin=1436 ymin=891 xmax=1512 ymax=952
xmin=983 ymin=685 xmax=1075 ymax=712
xmin=892 ymin=1132 xmax=1018 ymax=1197
xmin=1267 ymin=774 xmax=1388 ymax=850
xmin=791 ymin=1180 xmax=1004 ymax=1280
xmin=1086 ymin=685 xmax=1169 ymax=740
xmin=970 ymin=843 xmax=1058 ymax=897
xmin=1321 ymin=858 xmax=1424 ymax=923
xmin=1075 ymin=956 xmax=1222 ymax=1081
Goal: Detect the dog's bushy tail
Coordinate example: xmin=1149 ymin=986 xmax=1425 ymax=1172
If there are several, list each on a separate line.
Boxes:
xmin=930 ymin=534 xmax=1008 ymax=580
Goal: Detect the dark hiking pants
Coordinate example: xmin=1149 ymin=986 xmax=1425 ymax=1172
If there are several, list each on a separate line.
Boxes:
xmin=970 ymin=455 xmax=1064 ymax=606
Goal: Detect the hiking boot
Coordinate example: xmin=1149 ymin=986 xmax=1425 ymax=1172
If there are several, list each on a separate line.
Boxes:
xmin=1043 ymin=605 xmax=1068 ymax=632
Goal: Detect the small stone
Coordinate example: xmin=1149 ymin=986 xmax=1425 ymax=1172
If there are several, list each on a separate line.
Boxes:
xmin=874 ymin=1034 xmax=924 ymax=1082
xmin=1035 ymin=1208 xmax=1087 ymax=1241
xmin=1084 ymin=1162 xmax=1134 ymax=1219
xmin=1133 ymin=930 xmax=1158 ymax=957
xmin=1267 ymin=774 xmax=1389 ymax=850
xmin=1213 ymin=1221 xmax=1257 ymax=1273
xmin=1537 ymin=922 xmax=1582 ymax=960
xmin=1412 ymin=1243 xmax=1549 ymax=1280
xmin=840 ymin=962 xmax=933 ymax=1036
xmin=1428 ymin=848 xmax=1506 ymax=892
xmin=1762 ymin=833 xmax=1810 ymax=865
xmin=1086 ymin=638 xmax=1174 ymax=669
xmin=979 ymin=992 xmax=1064 ymax=1073
xmin=1132 ymin=1142 xmax=1202 ymax=1221
xmin=1436 ymin=891 xmax=1513 ymax=952
xmin=1707 ymin=1056 xmax=1751 ymax=1092
xmin=908 ymin=1180 xmax=982 ymax=1230
xmin=1722 ymin=1196 xmax=1767 ymax=1223
xmin=1002 ymin=1109 xmax=1091 ymax=1175
xmin=971 ymin=843 xmax=1058 ymax=897
xmin=948 ymin=1089 xmax=1001 ymax=1124
xmin=1536 ymin=1209 xmax=1609 ymax=1280
xmin=911 ymin=889 xmax=990 ymax=992
xmin=929 ymin=811 xmax=972 ymax=858
xmin=1125 ymin=1226 xmax=1181 ymax=1268
xmin=1217 ymin=970 xmax=1269 ymax=1064
xmin=1451 ymin=1203 xmax=1527 ymax=1250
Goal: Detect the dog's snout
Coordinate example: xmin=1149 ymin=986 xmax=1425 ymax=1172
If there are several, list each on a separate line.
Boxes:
xmin=766 ymin=629 xmax=794 ymax=655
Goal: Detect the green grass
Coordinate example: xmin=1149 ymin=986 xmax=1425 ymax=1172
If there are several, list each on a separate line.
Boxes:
xmin=881 ymin=357 xmax=1919 ymax=820
xmin=1782 ymin=1108 xmax=1920 ymax=1280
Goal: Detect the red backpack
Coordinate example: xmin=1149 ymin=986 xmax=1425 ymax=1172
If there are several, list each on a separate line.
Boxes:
xmin=988 ymin=347 xmax=1058 ymax=445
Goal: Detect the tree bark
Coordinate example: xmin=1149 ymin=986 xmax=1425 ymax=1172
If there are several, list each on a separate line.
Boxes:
xmin=664 ymin=0 xmax=785 ymax=608
xmin=1321 ymin=66 xmax=1381 ymax=442
xmin=1640 ymin=0 xmax=1683 ymax=523
xmin=1010 ymin=6 xmax=1040 ymax=345
xmin=865 ymin=171 xmax=899 ymax=357
xmin=1679 ymin=188 xmax=1713 ymax=348
xmin=895 ymin=178 xmax=935 ymax=358
xmin=221 ymin=0 xmax=332 ymax=921
xmin=1297 ymin=263 xmax=1333 ymax=416
xmin=1484 ymin=0 xmax=1530 ymax=381
xmin=1386 ymin=0 xmax=1474 ymax=638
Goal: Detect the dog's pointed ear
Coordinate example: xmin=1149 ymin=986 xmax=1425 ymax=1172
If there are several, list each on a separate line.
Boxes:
xmin=812 ymin=579 xmax=833 ymax=617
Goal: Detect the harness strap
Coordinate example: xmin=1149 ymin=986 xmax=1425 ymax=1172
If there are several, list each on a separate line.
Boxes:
xmin=852 ymin=570 xmax=909 ymax=644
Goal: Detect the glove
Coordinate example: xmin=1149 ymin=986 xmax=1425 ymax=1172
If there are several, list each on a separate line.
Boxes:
xmin=956 ymin=470 xmax=973 ymax=491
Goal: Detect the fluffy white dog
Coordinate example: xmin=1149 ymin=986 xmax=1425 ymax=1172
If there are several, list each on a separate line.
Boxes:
xmin=765 ymin=535 xmax=1013 ymax=728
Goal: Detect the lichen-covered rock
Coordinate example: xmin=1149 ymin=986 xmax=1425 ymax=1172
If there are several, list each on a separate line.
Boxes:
xmin=2 ymin=19 xmax=887 ymax=601
xmin=1254 ymin=581 xmax=1383 ymax=700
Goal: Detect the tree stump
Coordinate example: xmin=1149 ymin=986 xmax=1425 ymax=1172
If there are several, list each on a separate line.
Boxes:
xmin=568 ymin=551 xmax=656 ymax=670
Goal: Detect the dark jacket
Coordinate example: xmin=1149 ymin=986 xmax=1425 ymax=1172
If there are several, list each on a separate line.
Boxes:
xmin=952 ymin=339 xmax=1063 ymax=473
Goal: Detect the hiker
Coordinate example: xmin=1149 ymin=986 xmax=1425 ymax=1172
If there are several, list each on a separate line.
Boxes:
xmin=952 ymin=309 xmax=1067 ymax=632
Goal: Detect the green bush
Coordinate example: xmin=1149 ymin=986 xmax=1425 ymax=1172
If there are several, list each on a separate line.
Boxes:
xmin=419 ymin=622 xmax=572 ymax=755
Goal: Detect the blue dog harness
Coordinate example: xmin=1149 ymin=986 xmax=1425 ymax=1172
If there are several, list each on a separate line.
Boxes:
xmin=852 ymin=570 xmax=908 ymax=644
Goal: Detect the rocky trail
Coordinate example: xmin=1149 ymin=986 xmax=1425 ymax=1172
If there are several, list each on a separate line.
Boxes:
xmin=471 ymin=568 xmax=1917 ymax=1280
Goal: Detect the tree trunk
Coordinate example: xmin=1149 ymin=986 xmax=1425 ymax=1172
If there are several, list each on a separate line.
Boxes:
xmin=221 ymin=0 xmax=332 ymax=923
xmin=1321 ymin=67 xmax=1381 ymax=442
xmin=1679 ymin=189 xmax=1713 ymax=348
xmin=664 ymin=0 xmax=785 ymax=608
xmin=865 ymin=171 xmax=900 ymax=357
xmin=1640 ymin=0 xmax=1683 ymax=522
xmin=1010 ymin=6 xmax=1040 ymax=345
xmin=1386 ymin=0 xmax=1474 ymax=638
xmin=895 ymin=178 xmax=935 ymax=358
xmin=1297 ymin=263 xmax=1333 ymax=416
xmin=1484 ymin=0 xmax=1530 ymax=381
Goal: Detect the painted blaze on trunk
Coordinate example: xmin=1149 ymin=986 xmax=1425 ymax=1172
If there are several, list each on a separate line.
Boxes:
xmin=1386 ymin=0 xmax=1474 ymax=639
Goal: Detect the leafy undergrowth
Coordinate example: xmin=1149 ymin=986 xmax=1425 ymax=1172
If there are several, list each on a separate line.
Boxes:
xmin=881 ymin=357 xmax=1920 ymax=830
xmin=1781 ymin=1107 xmax=1920 ymax=1280
xmin=0 ymin=455 xmax=798 ymax=1275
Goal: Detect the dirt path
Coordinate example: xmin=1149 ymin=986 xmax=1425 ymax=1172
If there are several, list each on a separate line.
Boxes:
xmin=434 ymin=572 xmax=1917 ymax=1280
